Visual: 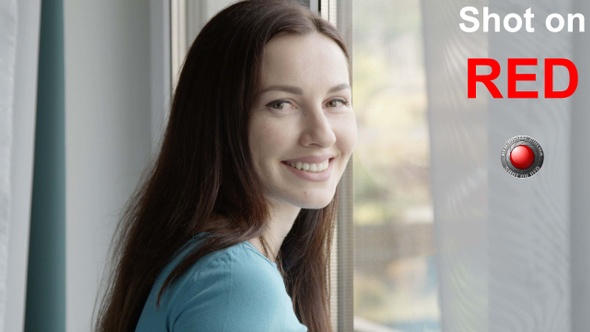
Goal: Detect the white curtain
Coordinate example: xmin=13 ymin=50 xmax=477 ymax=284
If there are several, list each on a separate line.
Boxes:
xmin=0 ymin=0 xmax=17 ymax=327
xmin=423 ymin=0 xmax=488 ymax=330
xmin=424 ymin=0 xmax=588 ymax=331
xmin=0 ymin=0 xmax=41 ymax=331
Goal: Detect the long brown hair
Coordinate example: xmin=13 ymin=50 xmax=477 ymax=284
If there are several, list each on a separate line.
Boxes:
xmin=95 ymin=1 xmax=348 ymax=331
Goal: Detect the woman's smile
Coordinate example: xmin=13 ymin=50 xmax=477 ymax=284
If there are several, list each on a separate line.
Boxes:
xmin=285 ymin=160 xmax=330 ymax=173
xmin=282 ymin=157 xmax=334 ymax=182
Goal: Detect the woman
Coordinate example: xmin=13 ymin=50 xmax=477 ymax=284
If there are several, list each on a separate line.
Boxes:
xmin=95 ymin=0 xmax=356 ymax=331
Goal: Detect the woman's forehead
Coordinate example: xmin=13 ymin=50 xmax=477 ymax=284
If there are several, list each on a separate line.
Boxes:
xmin=260 ymin=32 xmax=350 ymax=88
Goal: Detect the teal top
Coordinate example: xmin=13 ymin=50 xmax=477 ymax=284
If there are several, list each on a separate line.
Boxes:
xmin=135 ymin=235 xmax=307 ymax=332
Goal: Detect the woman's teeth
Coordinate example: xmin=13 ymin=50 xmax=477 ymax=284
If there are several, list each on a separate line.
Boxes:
xmin=286 ymin=160 xmax=329 ymax=173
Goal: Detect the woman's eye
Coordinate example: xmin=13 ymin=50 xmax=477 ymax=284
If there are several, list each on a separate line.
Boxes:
xmin=266 ymin=100 xmax=296 ymax=111
xmin=325 ymin=98 xmax=348 ymax=108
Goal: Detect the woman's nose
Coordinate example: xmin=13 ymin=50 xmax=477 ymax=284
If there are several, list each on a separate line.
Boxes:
xmin=299 ymin=106 xmax=337 ymax=148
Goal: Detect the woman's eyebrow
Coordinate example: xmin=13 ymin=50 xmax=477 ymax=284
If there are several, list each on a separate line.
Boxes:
xmin=328 ymin=83 xmax=351 ymax=93
xmin=260 ymin=85 xmax=303 ymax=95
xmin=260 ymin=83 xmax=351 ymax=95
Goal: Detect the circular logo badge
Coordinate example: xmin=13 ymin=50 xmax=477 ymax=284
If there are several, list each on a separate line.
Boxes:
xmin=501 ymin=135 xmax=544 ymax=178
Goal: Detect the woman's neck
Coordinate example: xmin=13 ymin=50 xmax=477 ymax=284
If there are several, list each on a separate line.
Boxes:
xmin=249 ymin=200 xmax=301 ymax=261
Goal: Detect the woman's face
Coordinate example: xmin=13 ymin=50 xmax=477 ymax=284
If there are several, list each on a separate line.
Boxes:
xmin=249 ymin=32 xmax=357 ymax=212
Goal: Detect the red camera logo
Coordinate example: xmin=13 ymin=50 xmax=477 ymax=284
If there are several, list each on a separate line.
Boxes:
xmin=501 ymin=135 xmax=544 ymax=178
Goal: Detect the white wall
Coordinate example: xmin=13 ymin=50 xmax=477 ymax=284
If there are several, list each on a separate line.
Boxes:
xmin=63 ymin=1 xmax=155 ymax=330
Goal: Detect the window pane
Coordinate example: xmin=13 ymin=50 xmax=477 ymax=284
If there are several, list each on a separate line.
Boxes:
xmin=352 ymin=0 xmax=440 ymax=331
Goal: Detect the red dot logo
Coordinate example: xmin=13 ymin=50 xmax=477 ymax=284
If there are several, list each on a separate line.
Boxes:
xmin=501 ymin=135 xmax=544 ymax=178
xmin=509 ymin=145 xmax=535 ymax=170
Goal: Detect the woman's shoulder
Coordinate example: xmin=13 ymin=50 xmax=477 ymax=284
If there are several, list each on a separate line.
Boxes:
xmin=136 ymin=235 xmax=306 ymax=331
xmin=161 ymin=235 xmax=284 ymax=302
xmin=186 ymin=235 xmax=278 ymax=281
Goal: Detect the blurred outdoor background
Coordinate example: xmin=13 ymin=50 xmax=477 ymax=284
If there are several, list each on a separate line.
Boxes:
xmin=352 ymin=0 xmax=439 ymax=330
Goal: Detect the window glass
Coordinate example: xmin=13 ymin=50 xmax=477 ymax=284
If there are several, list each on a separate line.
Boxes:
xmin=352 ymin=0 xmax=440 ymax=331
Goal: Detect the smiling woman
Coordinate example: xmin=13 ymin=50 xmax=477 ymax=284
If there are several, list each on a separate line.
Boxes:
xmin=94 ymin=1 xmax=355 ymax=332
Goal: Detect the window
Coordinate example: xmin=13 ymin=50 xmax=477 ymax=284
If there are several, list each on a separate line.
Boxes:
xmin=351 ymin=0 xmax=440 ymax=331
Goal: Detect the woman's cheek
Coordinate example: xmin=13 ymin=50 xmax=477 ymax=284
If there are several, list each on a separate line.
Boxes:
xmin=335 ymin=114 xmax=358 ymax=154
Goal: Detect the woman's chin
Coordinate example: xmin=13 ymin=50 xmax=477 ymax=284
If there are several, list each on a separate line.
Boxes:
xmin=296 ymin=194 xmax=336 ymax=210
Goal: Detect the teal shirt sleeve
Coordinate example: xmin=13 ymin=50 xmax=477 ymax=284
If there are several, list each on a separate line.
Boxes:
xmin=136 ymin=241 xmax=307 ymax=332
